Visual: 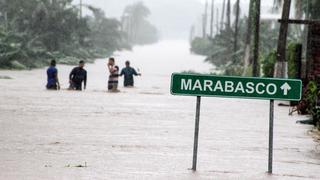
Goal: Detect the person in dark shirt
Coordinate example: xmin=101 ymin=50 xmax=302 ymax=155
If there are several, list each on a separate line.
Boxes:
xmin=46 ymin=59 xmax=60 ymax=90
xmin=120 ymin=61 xmax=141 ymax=87
xmin=69 ymin=60 xmax=87 ymax=91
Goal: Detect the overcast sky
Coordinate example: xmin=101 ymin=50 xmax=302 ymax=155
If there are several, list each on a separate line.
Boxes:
xmin=75 ymin=0 xmax=277 ymax=40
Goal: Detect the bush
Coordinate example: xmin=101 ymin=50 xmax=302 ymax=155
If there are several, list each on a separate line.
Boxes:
xmin=190 ymin=37 xmax=214 ymax=56
xmin=10 ymin=61 xmax=27 ymax=70
xmin=287 ymin=43 xmax=299 ymax=78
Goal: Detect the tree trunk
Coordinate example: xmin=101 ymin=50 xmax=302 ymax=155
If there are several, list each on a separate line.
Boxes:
xmin=202 ymin=0 xmax=209 ymax=38
xmin=274 ymin=0 xmax=292 ymax=78
xmin=252 ymin=0 xmax=261 ymax=77
xmin=79 ymin=0 xmax=83 ymax=18
xmin=226 ymin=0 xmax=231 ymax=29
xmin=220 ymin=0 xmax=226 ymax=31
xmin=233 ymin=0 xmax=240 ymax=62
xmin=210 ymin=0 xmax=214 ymax=38
xmin=216 ymin=8 xmax=220 ymax=33
xmin=190 ymin=25 xmax=195 ymax=43
xmin=242 ymin=0 xmax=254 ymax=76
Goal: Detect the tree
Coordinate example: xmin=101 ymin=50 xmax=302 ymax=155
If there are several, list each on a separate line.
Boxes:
xmin=210 ymin=0 xmax=214 ymax=38
xmin=123 ymin=1 xmax=158 ymax=45
xmin=226 ymin=0 xmax=231 ymax=30
xmin=252 ymin=0 xmax=261 ymax=77
xmin=202 ymin=0 xmax=209 ymax=38
xmin=274 ymin=0 xmax=291 ymax=78
xmin=0 ymin=0 xmax=128 ymax=69
xmin=242 ymin=0 xmax=254 ymax=75
xmin=220 ymin=0 xmax=226 ymax=31
xmin=233 ymin=0 xmax=240 ymax=63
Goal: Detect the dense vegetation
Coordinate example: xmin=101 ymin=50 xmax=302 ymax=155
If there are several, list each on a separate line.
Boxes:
xmin=0 ymin=0 xmax=158 ymax=69
xmin=191 ymin=0 xmax=320 ymax=128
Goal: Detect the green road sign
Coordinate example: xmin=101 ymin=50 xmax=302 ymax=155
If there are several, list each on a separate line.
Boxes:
xmin=171 ymin=73 xmax=302 ymax=101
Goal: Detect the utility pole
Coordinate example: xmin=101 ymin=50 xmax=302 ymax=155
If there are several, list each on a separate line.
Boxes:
xmin=252 ymin=0 xmax=261 ymax=77
xmin=274 ymin=0 xmax=292 ymax=78
xmin=210 ymin=0 xmax=214 ymax=38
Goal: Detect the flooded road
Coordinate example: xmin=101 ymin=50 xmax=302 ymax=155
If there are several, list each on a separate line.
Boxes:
xmin=0 ymin=40 xmax=319 ymax=180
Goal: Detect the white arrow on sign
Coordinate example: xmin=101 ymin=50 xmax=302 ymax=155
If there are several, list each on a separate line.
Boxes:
xmin=280 ymin=83 xmax=292 ymax=95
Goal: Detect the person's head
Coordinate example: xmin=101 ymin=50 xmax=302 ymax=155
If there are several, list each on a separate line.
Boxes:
xmin=50 ymin=59 xmax=56 ymax=67
xmin=79 ymin=60 xmax=85 ymax=68
xmin=109 ymin=57 xmax=115 ymax=66
xmin=125 ymin=61 xmax=130 ymax=67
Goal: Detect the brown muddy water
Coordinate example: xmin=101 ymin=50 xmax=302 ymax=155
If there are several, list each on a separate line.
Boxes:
xmin=0 ymin=41 xmax=319 ymax=180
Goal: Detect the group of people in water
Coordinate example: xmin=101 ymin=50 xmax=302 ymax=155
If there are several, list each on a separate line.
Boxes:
xmin=46 ymin=57 xmax=141 ymax=92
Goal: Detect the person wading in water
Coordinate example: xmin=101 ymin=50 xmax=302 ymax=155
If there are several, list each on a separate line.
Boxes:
xmin=120 ymin=61 xmax=141 ymax=87
xmin=69 ymin=60 xmax=87 ymax=91
xmin=107 ymin=58 xmax=119 ymax=92
xmin=46 ymin=59 xmax=60 ymax=90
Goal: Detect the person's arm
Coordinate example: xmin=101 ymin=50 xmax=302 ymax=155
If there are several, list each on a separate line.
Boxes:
xmin=133 ymin=68 xmax=141 ymax=76
xmin=69 ymin=68 xmax=75 ymax=82
xmin=108 ymin=64 xmax=114 ymax=73
xmin=55 ymin=69 xmax=60 ymax=90
xmin=83 ymin=71 xmax=87 ymax=90
xmin=120 ymin=69 xmax=124 ymax=76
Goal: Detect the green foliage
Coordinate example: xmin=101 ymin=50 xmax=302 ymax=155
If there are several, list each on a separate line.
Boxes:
xmin=299 ymin=81 xmax=320 ymax=126
xmin=262 ymin=50 xmax=276 ymax=77
xmin=0 ymin=0 xmax=130 ymax=69
xmin=274 ymin=0 xmax=320 ymax=19
xmin=287 ymin=43 xmax=299 ymax=78
xmin=224 ymin=65 xmax=244 ymax=76
xmin=190 ymin=37 xmax=213 ymax=56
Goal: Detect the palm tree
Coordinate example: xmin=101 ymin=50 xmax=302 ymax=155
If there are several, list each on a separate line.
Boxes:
xmin=220 ymin=0 xmax=226 ymax=31
xmin=253 ymin=0 xmax=261 ymax=77
xmin=210 ymin=0 xmax=214 ymax=38
xmin=233 ymin=0 xmax=240 ymax=62
xmin=226 ymin=0 xmax=231 ymax=29
xmin=202 ymin=0 xmax=209 ymax=38
xmin=242 ymin=0 xmax=254 ymax=75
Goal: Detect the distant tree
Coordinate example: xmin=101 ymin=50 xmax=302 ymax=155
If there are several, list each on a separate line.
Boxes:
xmin=242 ymin=0 xmax=254 ymax=75
xmin=226 ymin=0 xmax=231 ymax=30
xmin=123 ymin=1 xmax=158 ymax=45
xmin=252 ymin=0 xmax=261 ymax=77
xmin=210 ymin=0 xmax=214 ymax=38
xmin=220 ymin=0 xmax=226 ymax=31
xmin=202 ymin=0 xmax=209 ymax=38
xmin=233 ymin=0 xmax=240 ymax=63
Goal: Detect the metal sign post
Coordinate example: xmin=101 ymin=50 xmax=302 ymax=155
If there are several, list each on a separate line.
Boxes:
xmin=170 ymin=73 xmax=302 ymax=173
xmin=268 ymin=100 xmax=274 ymax=174
xmin=192 ymin=96 xmax=201 ymax=171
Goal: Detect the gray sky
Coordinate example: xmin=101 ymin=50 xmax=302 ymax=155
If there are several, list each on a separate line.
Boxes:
xmin=76 ymin=0 xmax=277 ymax=40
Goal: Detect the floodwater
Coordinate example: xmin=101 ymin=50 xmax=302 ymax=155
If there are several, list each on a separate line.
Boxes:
xmin=0 ymin=40 xmax=319 ymax=180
